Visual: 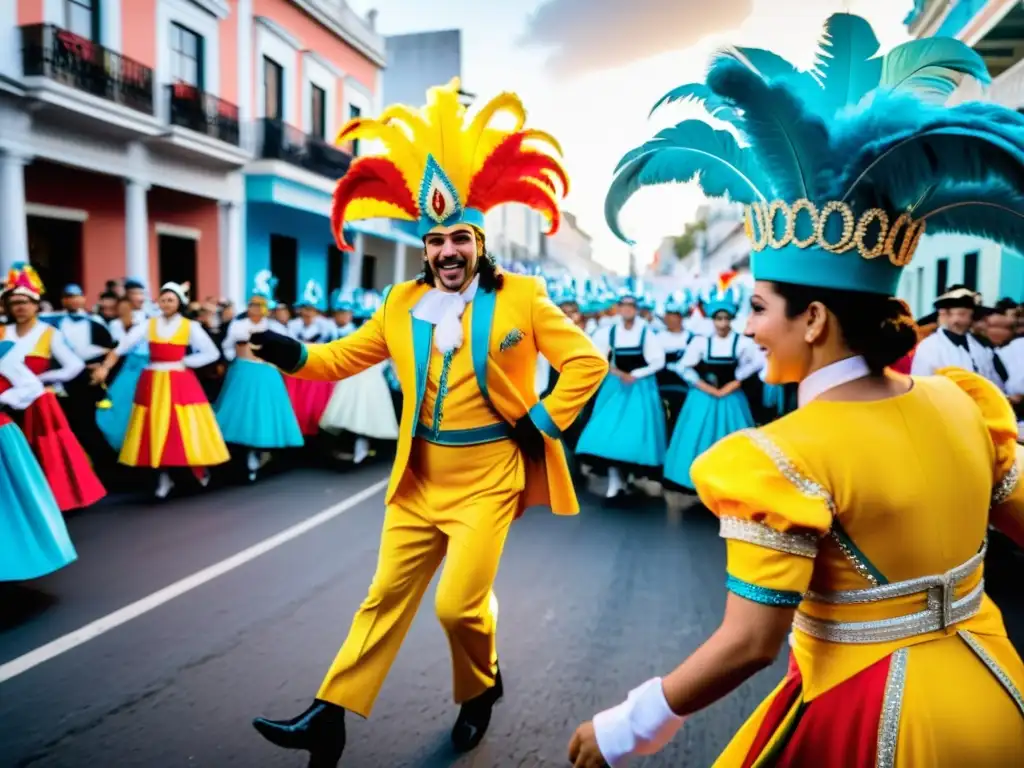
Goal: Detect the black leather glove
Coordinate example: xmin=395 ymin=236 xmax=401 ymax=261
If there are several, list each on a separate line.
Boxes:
xmin=249 ymin=330 xmax=305 ymax=373
xmin=511 ymin=416 xmax=546 ymax=462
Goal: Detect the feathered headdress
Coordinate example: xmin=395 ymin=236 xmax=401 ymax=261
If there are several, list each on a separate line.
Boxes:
xmin=3 ymin=262 xmax=45 ymax=301
xmin=331 ymin=77 xmax=569 ymax=249
xmin=249 ymin=270 xmax=279 ymax=312
xmin=664 ymin=289 xmax=695 ymax=315
xmin=330 ymin=288 xmax=355 ymax=313
xmin=159 ymin=281 xmax=191 ymax=307
xmin=703 ymin=271 xmax=743 ymax=317
xmin=296 ymin=279 xmax=325 ymax=310
xmin=606 ymin=13 xmax=1022 ymax=296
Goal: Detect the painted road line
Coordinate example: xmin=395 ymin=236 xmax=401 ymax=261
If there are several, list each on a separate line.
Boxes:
xmin=0 ymin=477 xmax=389 ymax=685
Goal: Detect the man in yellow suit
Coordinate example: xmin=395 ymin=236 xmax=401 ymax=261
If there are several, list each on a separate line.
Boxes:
xmin=248 ymin=78 xmax=608 ymax=767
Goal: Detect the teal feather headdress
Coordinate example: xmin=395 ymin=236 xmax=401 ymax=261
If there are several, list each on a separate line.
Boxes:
xmin=702 ymin=272 xmax=743 ymax=317
xmin=606 ymin=13 xmax=1021 ymax=296
xmin=250 ymin=270 xmax=278 ymax=310
xmin=330 ymin=288 xmax=355 ymax=313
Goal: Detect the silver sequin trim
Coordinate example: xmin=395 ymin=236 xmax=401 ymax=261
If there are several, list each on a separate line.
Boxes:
xmin=992 ymin=460 xmax=1019 ymax=506
xmin=958 ymin=630 xmax=1024 ymax=717
xmin=740 ymin=430 xmax=882 ymax=585
xmin=719 ymin=517 xmax=820 ymax=559
xmin=876 ymin=648 xmax=908 ymax=768
xmin=804 ymin=541 xmax=986 ymax=605
xmin=793 ymin=581 xmax=984 ymax=644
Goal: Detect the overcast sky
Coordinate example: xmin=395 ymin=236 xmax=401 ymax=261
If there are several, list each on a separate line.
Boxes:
xmin=348 ymin=0 xmax=915 ymax=271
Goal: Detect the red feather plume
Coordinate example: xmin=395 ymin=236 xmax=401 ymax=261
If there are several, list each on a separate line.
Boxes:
xmin=467 ymin=133 xmax=568 ymax=214
xmin=478 ymin=179 xmax=562 ymax=235
xmin=330 ymin=157 xmax=418 ymax=251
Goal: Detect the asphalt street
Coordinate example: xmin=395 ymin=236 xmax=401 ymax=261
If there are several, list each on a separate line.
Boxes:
xmin=2 ymin=464 xmax=1023 ymax=768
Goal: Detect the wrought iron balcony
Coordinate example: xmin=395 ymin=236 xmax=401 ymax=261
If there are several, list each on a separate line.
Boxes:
xmin=20 ymin=23 xmax=154 ymax=114
xmin=167 ymin=84 xmax=241 ymax=146
xmin=256 ymin=118 xmax=353 ymax=180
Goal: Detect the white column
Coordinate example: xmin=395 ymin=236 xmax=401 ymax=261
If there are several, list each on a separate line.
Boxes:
xmin=219 ymin=200 xmax=244 ymax=306
xmin=391 ymin=239 xmax=405 ymax=285
xmin=236 ymin=0 xmax=254 ymax=152
xmin=124 ymin=178 xmax=151 ymax=285
xmin=345 ymin=232 xmax=364 ymax=291
xmin=0 ymin=149 xmax=30 ymax=276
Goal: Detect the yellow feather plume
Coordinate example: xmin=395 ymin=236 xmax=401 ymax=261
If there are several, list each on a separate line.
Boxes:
xmin=330 ymin=77 xmax=568 ymax=235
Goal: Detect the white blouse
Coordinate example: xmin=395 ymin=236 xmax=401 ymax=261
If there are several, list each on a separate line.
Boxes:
xmin=675 ymin=331 xmax=762 ymax=384
xmin=589 ymin=318 xmax=666 ymax=379
xmin=2 ymin=321 xmax=84 ymax=385
xmin=114 ymin=315 xmax=220 ymax=369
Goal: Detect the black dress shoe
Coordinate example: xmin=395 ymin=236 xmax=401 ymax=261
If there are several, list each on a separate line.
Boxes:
xmin=253 ymin=699 xmax=346 ymax=767
xmin=451 ymin=668 xmax=504 ymax=753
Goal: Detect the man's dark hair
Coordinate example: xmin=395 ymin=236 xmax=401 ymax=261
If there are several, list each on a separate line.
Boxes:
xmin=99 ymin=291 xmax=119 ymax=301
xmin=418 ymin=250 xmax=504 ymax=292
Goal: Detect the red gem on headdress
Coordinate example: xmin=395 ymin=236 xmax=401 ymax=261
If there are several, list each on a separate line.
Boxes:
xmin=431 ymin=188 xmax=446 ymax=217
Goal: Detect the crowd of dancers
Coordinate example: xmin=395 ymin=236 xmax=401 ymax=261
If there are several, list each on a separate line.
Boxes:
xmin=4 ymin=260 xmax=1024 ymax=586
xmin=4 ymin=10 xmax=1024 ymax=765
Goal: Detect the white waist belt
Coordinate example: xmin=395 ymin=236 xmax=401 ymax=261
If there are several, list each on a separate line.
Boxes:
xmin=148 ymin=362 xmax=187 ymax=371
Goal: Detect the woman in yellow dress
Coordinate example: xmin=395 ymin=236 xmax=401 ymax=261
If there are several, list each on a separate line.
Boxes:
xmin=568 ymin=12 xmax=1024 ymax=767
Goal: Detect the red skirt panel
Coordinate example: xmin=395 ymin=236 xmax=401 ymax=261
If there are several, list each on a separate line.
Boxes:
xmin=21 ymin=390 xmax=106 ymax=512
xmin=742 ymin=652 xmax=891 ymax=767
xmin=285 ymin=376 xmax=334 ymax=437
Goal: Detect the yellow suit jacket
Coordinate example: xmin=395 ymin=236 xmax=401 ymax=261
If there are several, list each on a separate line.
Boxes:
xmin=289 ymin=273 xmax=608 ymax=515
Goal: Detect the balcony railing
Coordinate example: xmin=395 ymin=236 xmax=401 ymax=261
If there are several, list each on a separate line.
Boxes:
xmin=20 ymin=23 xmax=154 ymax=114
xmin=257 ymin=118 xmax=352 ymax=180
xmin=167 ymin=84 xmax=241 ymax=146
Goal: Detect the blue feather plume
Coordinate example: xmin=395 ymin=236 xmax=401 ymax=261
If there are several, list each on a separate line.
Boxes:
xmin=605 ymin=121 xmax=768 ymax=243
xmin=707 ymin=59 xmax=829 ymax=200
xmin=822 ymin=99 xmax=1024 ymax=211
xmin=649 ymin=82 xmax=736 ymax=119
xmin=919 ymin=182 xmax=1024 ymax=254
xmin=604 ymin=10 xmax=1014 ymax=258
xmin=879 ymin=37 xmax=990 ymax=103
xmin=812 ymin=14 xmax=883 ymax=115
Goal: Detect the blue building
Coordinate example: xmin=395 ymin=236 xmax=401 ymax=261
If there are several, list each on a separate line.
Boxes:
xmin=244 ymin=121 xmax=423 ymax=306
xmin=898 ymin=0 xmax=1024 ymax=316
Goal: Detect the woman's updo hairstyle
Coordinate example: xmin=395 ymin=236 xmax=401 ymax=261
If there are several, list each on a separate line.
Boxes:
xmin=772 ymin=282 xmax=918 ymax=375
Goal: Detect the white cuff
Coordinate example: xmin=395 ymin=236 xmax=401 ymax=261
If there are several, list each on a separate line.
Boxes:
xmin=593 ymin=678 xmax=686 ymax=767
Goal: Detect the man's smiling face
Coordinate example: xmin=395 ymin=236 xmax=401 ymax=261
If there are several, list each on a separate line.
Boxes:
xmin=423 ymin=224 xmax=480 ymax=293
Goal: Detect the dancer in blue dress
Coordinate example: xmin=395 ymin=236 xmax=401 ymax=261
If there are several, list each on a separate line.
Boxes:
xmin=662 ymin=275 xmax=762 ymax=492
xmin=576 ymin=288 xmax=667 ymax=499
xmin=215 ymin=272 xmax=303 ymax=481
xmin=0 ymin=345 xmax=77 ymax=581
xmin=96 ymin=295 xmax=150 ymax=451
xmin=656 ymin=290 xmax=699 ymax=435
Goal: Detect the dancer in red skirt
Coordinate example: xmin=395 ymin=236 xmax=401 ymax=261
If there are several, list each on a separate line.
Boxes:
xmin=0 ymin=263 xmax=106 ymax=511
xmin=284 ymin=279 xmax=335 ymax=438
xmin=92 ymin=281 xmax=230 ymax=499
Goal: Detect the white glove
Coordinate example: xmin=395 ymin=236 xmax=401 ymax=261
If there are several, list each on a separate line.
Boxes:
xmin=592 ymin=678 xmax=686 ymax=767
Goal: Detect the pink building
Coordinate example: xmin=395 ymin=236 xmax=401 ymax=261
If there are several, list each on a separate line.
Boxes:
xmin=0 ymin=0 xmax=389 ymax=306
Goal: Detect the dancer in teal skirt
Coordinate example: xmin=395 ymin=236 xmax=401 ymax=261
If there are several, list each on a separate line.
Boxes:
xmin=0 ymin=345 xmax=77 ymax=581
xmin=215 ymin=272 xmax=303 ymax=481
xmin=576 ymin=287 xmax=667 ymax=500
xmin=662 ymin=274 xmax=762 ymax=491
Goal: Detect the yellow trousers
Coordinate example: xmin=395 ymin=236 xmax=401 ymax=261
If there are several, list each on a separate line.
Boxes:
xmin=317 ymin=436 xmax=525 ymax=717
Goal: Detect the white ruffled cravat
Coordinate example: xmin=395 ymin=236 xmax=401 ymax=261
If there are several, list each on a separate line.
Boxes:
xmin=411 ymin=275 xmax=480 ymax=354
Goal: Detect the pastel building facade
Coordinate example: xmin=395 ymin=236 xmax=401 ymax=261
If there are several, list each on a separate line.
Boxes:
xmin=0 ymin=0 xmax=414 ymax=307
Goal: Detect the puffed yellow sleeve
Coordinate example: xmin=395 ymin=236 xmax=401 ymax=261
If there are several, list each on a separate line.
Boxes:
xmin=528 ymin=282 xmax=608 ymax=438
xmin=939 ymin=367 xmax=1023 ymax=548
xmin=691 ymin=430 xmax=833 ymax=608
xmin=291 ymin=304 xmax=389 ymax=381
